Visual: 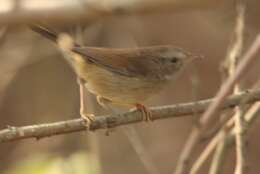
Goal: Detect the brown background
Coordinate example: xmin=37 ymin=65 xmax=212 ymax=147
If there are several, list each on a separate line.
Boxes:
xmin=0 ymin=1 xmax=260 ymax=173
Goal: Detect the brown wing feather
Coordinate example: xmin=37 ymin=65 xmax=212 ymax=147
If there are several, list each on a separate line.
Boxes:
xmin=72 ymin=46 xmax=166 ymax=79
xmin=30 ymin=25 xmax=171 ymax=79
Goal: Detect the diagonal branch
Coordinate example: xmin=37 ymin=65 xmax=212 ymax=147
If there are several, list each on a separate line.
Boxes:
xmin=1 ymin=88 xmax=260 ymax=143
xmin=228 ymin=1 xmax=247 ymax=173
xmin=174 ymin=34 xmax=260 ymax=174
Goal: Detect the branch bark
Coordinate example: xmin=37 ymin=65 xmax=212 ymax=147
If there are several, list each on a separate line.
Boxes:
xmin=0 ymin=88 xmax=260 ymax=143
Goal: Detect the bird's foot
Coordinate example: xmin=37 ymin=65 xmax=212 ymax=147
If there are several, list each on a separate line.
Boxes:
xmin=81 ymin=112 xmax=95 ymax=129
xmin=134 ymin=104 xmax=153 ymax=122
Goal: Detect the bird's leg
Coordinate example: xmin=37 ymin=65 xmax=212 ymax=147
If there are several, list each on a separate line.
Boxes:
xmin=77 ymin=77 xmax=95 ymax=129
xmin=96 ymin=96 xmax=111 ymax=109
xmin=134 ymin=104 xmax=153 ymax=122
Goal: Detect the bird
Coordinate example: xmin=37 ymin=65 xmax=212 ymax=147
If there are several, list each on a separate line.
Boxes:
xmin=30 ymin=25 xmax=201 ymax=128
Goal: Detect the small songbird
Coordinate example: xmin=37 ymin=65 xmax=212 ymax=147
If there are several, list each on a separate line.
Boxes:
xmin=31 ymin=25 xmax=200 ymax=127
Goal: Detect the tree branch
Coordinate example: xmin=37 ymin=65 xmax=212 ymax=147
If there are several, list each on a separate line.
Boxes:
xmin=189 ymin=80 xmax=260 ymax=174
xmin=229 ymin=1 xmax=247 ymax=173
xmin=0 ymin=0 xmax=227 ymax=25
xmin=174 ymin=34 xmax=260 ymax=174
xmin=0 ymin=88 xmax=260 ymax=143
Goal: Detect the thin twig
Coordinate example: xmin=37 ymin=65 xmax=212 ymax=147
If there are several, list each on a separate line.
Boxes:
xmin=190 ymin=117 xmax=234 ymax=174
xmin=174 ymin=34 xmax=260 ymax=174
xmin=1 ymin=88 xmax=260 ymax=143
xmin=216 ymin=0 xmax=247 ymax=173
xmin=209 ymin=130 xmax=229 ymax=174
xmin=190 ymin=101 xmax=260 ymax=174
xmin=226 ymin=1 xmax=247 ymax=173
xmin=200 ymin=35 xmax=260 ymax=129
xmin=214 ymin=102 xmax=260 ymax=173
xmin=190 ymin=80 xmax=260 ymax=174
xmin=190 ymin=130 xmax=224 ymax=174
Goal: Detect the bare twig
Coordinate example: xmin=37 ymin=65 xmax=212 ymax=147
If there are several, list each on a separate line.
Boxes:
xmin=190 ymin=117 xmax=234 ymax=174
xmin=201 ymin=35 xmax=260 ymax=130
xmin=1 ymin=88 xmax=260 ymax=143
xmin=174 ymin=35 xmax=260 ymax=174
xmin=212 ymin=1 xmax=247 ymax=173
xmin=192 ymin=101 xmax=256 ymax=174
xmin=201 ymin=6 xmax=247 ymax=170
xmin=190 ymin=101 xmax=260 ymax=174
xmin=226 ymin=1 xmax=247 ymax=173
xmin=190 ymin=129 xmax=224 ymax=174
xmin=209 ymin=130 xmax=229 ymax=174
xmin=190 ymin=80 xmax=260 ymax=174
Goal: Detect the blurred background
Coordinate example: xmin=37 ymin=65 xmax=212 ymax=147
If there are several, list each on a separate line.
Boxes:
xmin=0 ymin=0 xmax=260 ymax=174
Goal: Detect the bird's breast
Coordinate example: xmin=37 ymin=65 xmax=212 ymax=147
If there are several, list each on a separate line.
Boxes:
xmin=68 ymin=53 xmax=167 ymax=104
xmin=81 ymin=64 xmax=165 ymax=104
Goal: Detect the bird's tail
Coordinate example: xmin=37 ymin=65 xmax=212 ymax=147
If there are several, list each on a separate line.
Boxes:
xmin=30 ymin=25 xmax=58 ymax=43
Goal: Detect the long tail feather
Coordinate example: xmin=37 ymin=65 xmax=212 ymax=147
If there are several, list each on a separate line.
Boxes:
xmin=30 ymin=25 xmax=58 ymax=43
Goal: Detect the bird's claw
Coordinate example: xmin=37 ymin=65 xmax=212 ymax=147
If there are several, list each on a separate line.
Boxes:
xmin=81 ymin=113 xmax=95 ymax=129
xmin=135 ymin=104 xmax=153 ymax=122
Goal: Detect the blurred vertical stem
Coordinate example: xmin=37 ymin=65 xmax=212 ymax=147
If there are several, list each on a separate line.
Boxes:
xmin=223 ymin=0 xmax=247 ymax=173
xmin=209 ymin=130 xmax=229 ymax=174
xmin=211 ymin=0 xmax=246 ymax=173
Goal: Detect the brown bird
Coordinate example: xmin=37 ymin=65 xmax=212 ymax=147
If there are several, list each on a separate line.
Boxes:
xmin=31 ymin=25 xmax=200 ymax=127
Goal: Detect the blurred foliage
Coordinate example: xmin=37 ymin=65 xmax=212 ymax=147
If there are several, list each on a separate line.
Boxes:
xmin=4 ymin=152 xmax=100 ymax=174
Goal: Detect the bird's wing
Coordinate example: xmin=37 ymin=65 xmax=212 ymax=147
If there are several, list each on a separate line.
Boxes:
xmin=72 ymin=46 xmax=163 ymax=78
xmin=30 ymin=25 xmax=166 ymax=78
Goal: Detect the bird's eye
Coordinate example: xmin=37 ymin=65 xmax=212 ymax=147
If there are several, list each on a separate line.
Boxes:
xmin=170 ymin=57 xmax=178 ymax=63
